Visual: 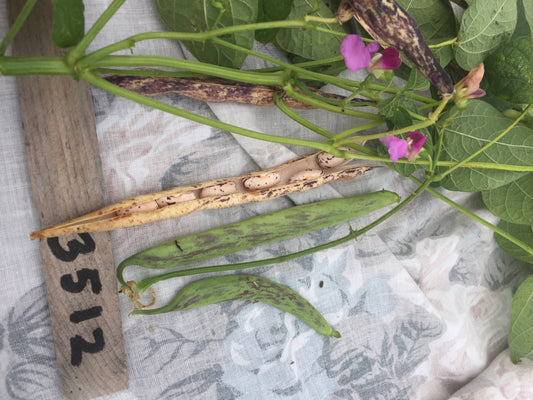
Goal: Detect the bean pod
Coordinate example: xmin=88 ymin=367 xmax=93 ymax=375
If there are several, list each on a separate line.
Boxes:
xmin=30 ymin=149 xmax=375 ymax=239
xmin=133 ymin=274 xmax=341 ymax=338
xmin=116 ymin=190 xmax=400 ymax=273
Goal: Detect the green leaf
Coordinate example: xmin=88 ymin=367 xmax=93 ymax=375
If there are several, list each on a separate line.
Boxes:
xmin=455 ymin=0 xmax=517 ymax=70
xmin=275 ymin=0 xmax=348 ymax=60
xmin=134 ymin=274 xmax=341 ymax=337
xmin=509 ymin=274 xmax=533 ymax=363
xmin=482 ymin=173 xmax=533 ymax=225
xmin=438 ymin=101 xmax=533 ymax=192
xmin=154 ymin=0 xmax=259 ymax=68
xmin=51 ymin=0 xmax=85 ymax=48
xmin=513 ymin=0 xmax=532 ymax=38
xmin=495 ymin=220 xmax=533 ymax=265
xmin=484 ymin=36 xmax=533 ymax=105
xmin=255 ymin=0 xmax=293 ymax=43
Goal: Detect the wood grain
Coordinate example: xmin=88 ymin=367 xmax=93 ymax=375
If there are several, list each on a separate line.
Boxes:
xmin=6 ymin=1 xmax=129 ymax=398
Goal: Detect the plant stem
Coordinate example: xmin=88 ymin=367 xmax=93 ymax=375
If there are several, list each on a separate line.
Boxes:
xmin=275 ymin=95 xmax=334 ymax=139
xmin=335 ymin=98 xmax=449 ymax=145
xmin=66 ymin=0 xmax=126 ymax=65
xmin=284 ymin=84 xmax=382 ymax=120
xmin=428 ymin=37 xmax=457 ymax=49
xmin=83 ymin=55 xmax=285 ymax=86
xmin=0 ymin=56 xmax=72 ymax=76
xmin=333 ymin=120 xmax=386 ymax=141
xmin=410 ymin=176 xmax=533 ymax=257
xmin=82 ymin=70 xmax=334 ymax=152
xmin=77 ymin=18 xmax=341 ymax=66
xmin=0 ymin=0 xmax=37 ymax=56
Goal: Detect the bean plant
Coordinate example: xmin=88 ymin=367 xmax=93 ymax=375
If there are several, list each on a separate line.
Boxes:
xmin=1 ymin=0 xmax=532 ymax=363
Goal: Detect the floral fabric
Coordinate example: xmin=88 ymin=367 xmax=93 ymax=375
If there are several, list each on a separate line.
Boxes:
xmin=1 ymin=2 xmax=532 ymax=400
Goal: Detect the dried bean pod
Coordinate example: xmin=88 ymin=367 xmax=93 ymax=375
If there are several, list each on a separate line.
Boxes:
xmin=115 ymin=201 xmax=159 ymax=216
xmin=29 ymin=152 xmax=377 ymax=239
xmin=339 ymin=0 xmax=454 ymax=96
xmin=105 ymin=75 xmax=371 ymax=110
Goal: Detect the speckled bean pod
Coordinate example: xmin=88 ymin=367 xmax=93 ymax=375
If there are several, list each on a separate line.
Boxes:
xmin=29 ymin=150 xmax=377 ymax=239
xmin=133 ymin=274 xmax=341 ymax=338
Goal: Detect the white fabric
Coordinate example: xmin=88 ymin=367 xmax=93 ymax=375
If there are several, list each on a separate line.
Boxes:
xmin=1 ymin=2 xmax=532 ymax=399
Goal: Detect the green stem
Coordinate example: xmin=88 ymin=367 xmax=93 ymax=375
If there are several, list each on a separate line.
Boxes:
xmin=428 ymin=37 xmax=457 ymax=49
xmin=275 ymin=95 xmax=334 ymax=139
xmin=432 ymin=104 xmax=533 ymax=181
xmin=333 ymin=120 xmax=385 ymax=141
xmin=82 ymin=70 xmax=333 ymax=152
xmin=0 ymin=0 xmax=37 ymax=56
xmin=77 ymin=18 xmax=340 ymax=67
xmin=0 ymin=56 xmax=72 ymax=76
xmin=132 ymin=179 xmax=432 ymax=292
xmin=335 ymin=98 xmax=449 ymax=145
xmin=66 ymin=0 xmax=126 ymax=65
xmin=410 ymin=176 xmax=533 ymax=257
xmin=284 ymin=84 xmax=382 ymax=121
xmin=83 ymin=55 xmax=285 ymax=86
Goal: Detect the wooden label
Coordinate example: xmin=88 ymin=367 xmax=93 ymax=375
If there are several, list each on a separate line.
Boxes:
xmin=7 ymin=0 xmax=129 ymax=398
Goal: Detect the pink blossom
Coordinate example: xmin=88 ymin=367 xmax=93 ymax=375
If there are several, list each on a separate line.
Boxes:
xmin=341 ymin=34 xmax=401 ymax=72
xmin=379 ymin=131 xmax=427 ymax=162
xmin=457 ymin=63 xmax=486 ymax=99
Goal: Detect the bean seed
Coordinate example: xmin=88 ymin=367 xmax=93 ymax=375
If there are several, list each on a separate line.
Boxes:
xmin=155 ymin=191 xmax=196 ymax=207
xmin=200 ymin=182 xmax=237 ymax=197
xmin=242 ymin=173 xmax=281 ymax=190
xmin=316 ymin=151 xmax=348 ymax=169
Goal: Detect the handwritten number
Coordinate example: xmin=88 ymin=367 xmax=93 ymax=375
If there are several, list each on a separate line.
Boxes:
xmin=60 ymin=268 xmax=102 ymax=294
xmin=47 ymin=233 xmax=96 ymax=262
xmin=70 ymin=328 xmax=105 ymax=366
xmin=70 ymin=306 xmax=103 ymax=323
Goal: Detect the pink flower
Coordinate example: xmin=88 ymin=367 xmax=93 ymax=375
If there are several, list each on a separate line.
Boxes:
xmin=457 ymin=63 xmax=486 ymax=99
xmin=341 ymin=34 xmax=401 ymax=72
xmin=379 ymin=131 xmax=427 ymax=162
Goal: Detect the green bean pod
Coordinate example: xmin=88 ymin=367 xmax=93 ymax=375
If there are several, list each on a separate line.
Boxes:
xmin=117 ymin=190 xmax=400 ymax=281
xmin=133 ymin=274 xmax=341 ymax=338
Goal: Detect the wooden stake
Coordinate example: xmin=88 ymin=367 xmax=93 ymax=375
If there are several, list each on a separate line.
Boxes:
xmin=6 ymin=1 xmax=129 ymax=398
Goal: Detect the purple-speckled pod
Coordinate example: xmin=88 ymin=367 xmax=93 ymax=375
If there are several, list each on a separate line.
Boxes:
xmin=338 ymin=0 xmax=454 ymax=96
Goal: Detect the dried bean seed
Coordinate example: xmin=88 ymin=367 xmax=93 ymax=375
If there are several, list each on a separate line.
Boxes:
xmin=242 ymin=173 xmax=281 ymax=190
xmin=200 ymin=182 xmax=237 ymax=197
xmin=316 ymin=151 xmax=348 ymax=169
xmin=155 ymin=192 xmax=197 ymax=207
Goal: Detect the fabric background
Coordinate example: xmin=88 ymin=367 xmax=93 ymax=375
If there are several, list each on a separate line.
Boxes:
xmin=1 ymin=1 xmax=532 ymax=399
